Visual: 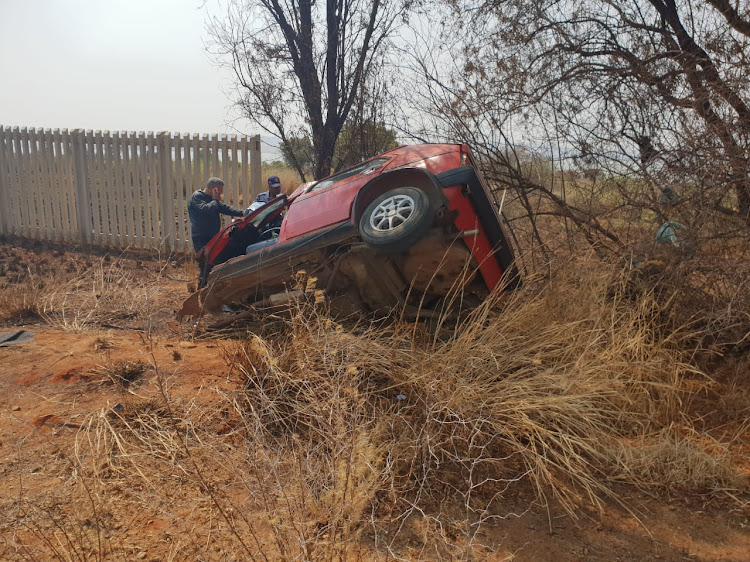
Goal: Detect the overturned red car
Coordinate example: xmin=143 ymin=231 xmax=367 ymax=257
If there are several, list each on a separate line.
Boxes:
xmin=179 ymin=143 xmax=519 ymax=320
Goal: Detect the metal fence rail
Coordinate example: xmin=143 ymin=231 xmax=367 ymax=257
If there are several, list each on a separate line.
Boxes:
xmin=0 ymin=126 xmax=262 ymax=252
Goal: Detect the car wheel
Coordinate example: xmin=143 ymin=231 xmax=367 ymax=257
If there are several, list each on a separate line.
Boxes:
xmin=359 ymin=187 xmax=433 ymax=253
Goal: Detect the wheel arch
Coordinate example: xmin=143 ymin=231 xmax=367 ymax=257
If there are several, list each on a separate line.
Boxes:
xmin=352 ymin=168 xmax=447 ymax=225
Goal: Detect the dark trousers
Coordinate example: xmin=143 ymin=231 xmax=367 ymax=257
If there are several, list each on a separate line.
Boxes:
xmin=198 ymin=259 xmax=208 ymax=289
xmin=195 ymin=246 xmax=209 ymax=289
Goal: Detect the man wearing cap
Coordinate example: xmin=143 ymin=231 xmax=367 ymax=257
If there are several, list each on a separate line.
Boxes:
xmin=188 ymin=177 xmax=244 ymax=287
xmin=257 ymin=175 xmax=282 ymax=203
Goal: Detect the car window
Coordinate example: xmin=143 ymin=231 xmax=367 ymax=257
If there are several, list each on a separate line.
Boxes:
xmin=248 ymin=196 xmax=286 ymax=228
xmin=309 ymin=158 xmax=389 ymax=192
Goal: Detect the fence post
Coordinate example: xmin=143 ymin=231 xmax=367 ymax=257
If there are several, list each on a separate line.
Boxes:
xmin=158 ymin=131 xmax=174 ymax=253
xmin=250 ymin=134 xmax=262 ymax=198
xmin=72 ymin=129 xmax=92 ymax=247
xmin=0 ymin=127 xmax=11 ymax=236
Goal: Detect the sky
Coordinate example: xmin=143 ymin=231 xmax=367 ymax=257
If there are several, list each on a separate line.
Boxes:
xmin=0 ymin=0 xmax=265 ymax=142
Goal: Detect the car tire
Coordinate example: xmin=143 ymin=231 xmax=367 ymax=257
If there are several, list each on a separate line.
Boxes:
xmin=359 ymin=186 xmax=433 ymax=253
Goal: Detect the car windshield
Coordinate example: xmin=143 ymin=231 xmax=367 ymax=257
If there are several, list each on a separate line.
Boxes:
xmin=310 ymin=158 xmax=389 ymax=191
xmin=248 ymin=196 xmax=286 ymax=227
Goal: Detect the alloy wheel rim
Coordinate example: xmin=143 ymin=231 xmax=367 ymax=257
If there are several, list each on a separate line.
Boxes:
xmin=369 ymin=194 xmax=416 ymax=231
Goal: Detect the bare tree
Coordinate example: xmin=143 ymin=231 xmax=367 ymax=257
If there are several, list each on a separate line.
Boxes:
xmin=488 ymin=1 xmax=750 ymax=218
xmin=395 ymin=0 xmax=750 ymax=269
xmin=208 ymin=0 xmax=404 ymax=180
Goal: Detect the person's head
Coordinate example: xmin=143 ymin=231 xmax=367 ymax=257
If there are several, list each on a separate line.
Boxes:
xmin=205 ymin=177 xmax=225 ymax=200
xmin=267 ymin=175 xmax=282 ymax=197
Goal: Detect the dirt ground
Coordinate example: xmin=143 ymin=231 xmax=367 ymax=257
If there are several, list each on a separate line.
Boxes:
xmin=0 ymin=240 xmax=749 ymax=561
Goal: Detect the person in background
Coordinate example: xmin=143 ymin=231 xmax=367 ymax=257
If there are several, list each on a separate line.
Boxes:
xmin=188 ymin=177 xmax=244 ymax=288
xmin=256 ymin=175 xmax=282 ymax=203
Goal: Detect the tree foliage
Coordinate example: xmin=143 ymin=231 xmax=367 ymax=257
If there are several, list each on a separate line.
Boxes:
xmin=280 ymin=136 xmax=316 ymax=176
xmin=281 ymin=122 xmax=398 ymax=176
xmin=332 ymin=121 xmax=398 ymax=170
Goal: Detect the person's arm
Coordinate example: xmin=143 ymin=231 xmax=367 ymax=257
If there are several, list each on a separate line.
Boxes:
xmin=191 ymin=197 xmax=220 ymax=215
xmin=217 ymin=201 xmax=244 ymax=217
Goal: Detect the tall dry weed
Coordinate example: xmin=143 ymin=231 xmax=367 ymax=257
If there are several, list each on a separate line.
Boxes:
xmin=202 ymin=259 xmax=742 ymax=551
xmin=609 ymin=427 xmax=744 ymax=494
xmin=219 ymin=258 xmax=742 ymax=518
xmin=27 ymin=257 xmax=744 ymax=559
xmin=38 ymin=258 xmax=168 ymax=331
xmin=0 ymin=257 xmax=45 ymax=322
xmin=0 ymin=286 xmax=42 ymax=322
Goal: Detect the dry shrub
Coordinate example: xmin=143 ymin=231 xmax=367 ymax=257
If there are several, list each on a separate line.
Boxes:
xmin=717 ymin=378 xmax=750 ymax=420
xmin=78 ymin=399 xmax=185 ymax=483
xmin=0 ymin=254 xmax=44 ymax=322
xmin=9 ymin=486 xmax=108 ymax=562
xmin=609 ymin=427 xmax=744 ymax=494
xmin=7 ymin=399 xmax=183 ymax=561
xmin=190 ymin=257 xmax=743 ymax=552
xmin=45 ymin=257 xmax=746 ymax=559
xmin=92 ymin=360 xmax=148 ymax=389
xmin=226 ymin=257 xmax=743 ymax=504
xmin=618 ymin=241 xmax=750 ymax=356
xmin=39 ymin=258 xmax=162 ymax=331
xmin=674 ymin=252 xmax=750 ymax=356
xmin=0 ymin=286 xmax=41 ymax=322
xmin=224 ymin=334 xmax=391 ymax=556
xmin=92 ymin=335 xmax=113 ymax=351
xmin=0 ymin=250 xmax=174 ymax=331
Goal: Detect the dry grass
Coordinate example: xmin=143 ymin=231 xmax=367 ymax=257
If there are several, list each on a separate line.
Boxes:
xmin=609 ymin=427 xmax=744 ymax=494
xmin=80 ymin=398 xmax=185 ymax=481
xmin=0 ymin=286 xmax=42 ymax=323
xmin=9 ymin=256 xmax=749 ymax=559
xmin=8 ymin=258 xmax=741 ymax=560
xmin=92 ymin=360 xmax=148 ymax=389
xmin=0 ymin=251 xmax=182 ymax=332
xmin=0 ymin=249 xmax=45 ymax=322
xmin=263 ymin=165 xmax=303 ymax=196
xmin=38 ymin=259 xmax=159 ymax=331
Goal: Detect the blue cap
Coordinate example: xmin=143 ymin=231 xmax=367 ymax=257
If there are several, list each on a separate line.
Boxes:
xmin=268 ymin=176 xmax=281 ymax=188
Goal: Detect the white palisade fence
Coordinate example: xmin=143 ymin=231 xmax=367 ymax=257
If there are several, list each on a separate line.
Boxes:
xmin=0 ymin=126 xmax=263 ymax=252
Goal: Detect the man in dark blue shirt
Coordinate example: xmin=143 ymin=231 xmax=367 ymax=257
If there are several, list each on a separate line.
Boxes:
xmin=256 ymin=175 xmax=282 ymax=203
xmin=188 ymin=177 xmax=244 ymax=288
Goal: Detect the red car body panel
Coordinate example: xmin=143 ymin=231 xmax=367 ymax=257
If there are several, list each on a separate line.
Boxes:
xmin=281 ymin=178 xmax=362 ymax=239
xmin=282 ymin=144 xmax=464 ymax=241
xmin=442 ymin=185 xmax=505 ymax=291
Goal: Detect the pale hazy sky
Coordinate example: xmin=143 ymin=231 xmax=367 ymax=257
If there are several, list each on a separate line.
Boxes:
xmin=0 ymin=0 xmax=254 ymax=137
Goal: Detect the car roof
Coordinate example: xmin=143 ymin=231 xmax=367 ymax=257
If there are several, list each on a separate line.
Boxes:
xmin=289 ymin=143 xmax=464 ymax=197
